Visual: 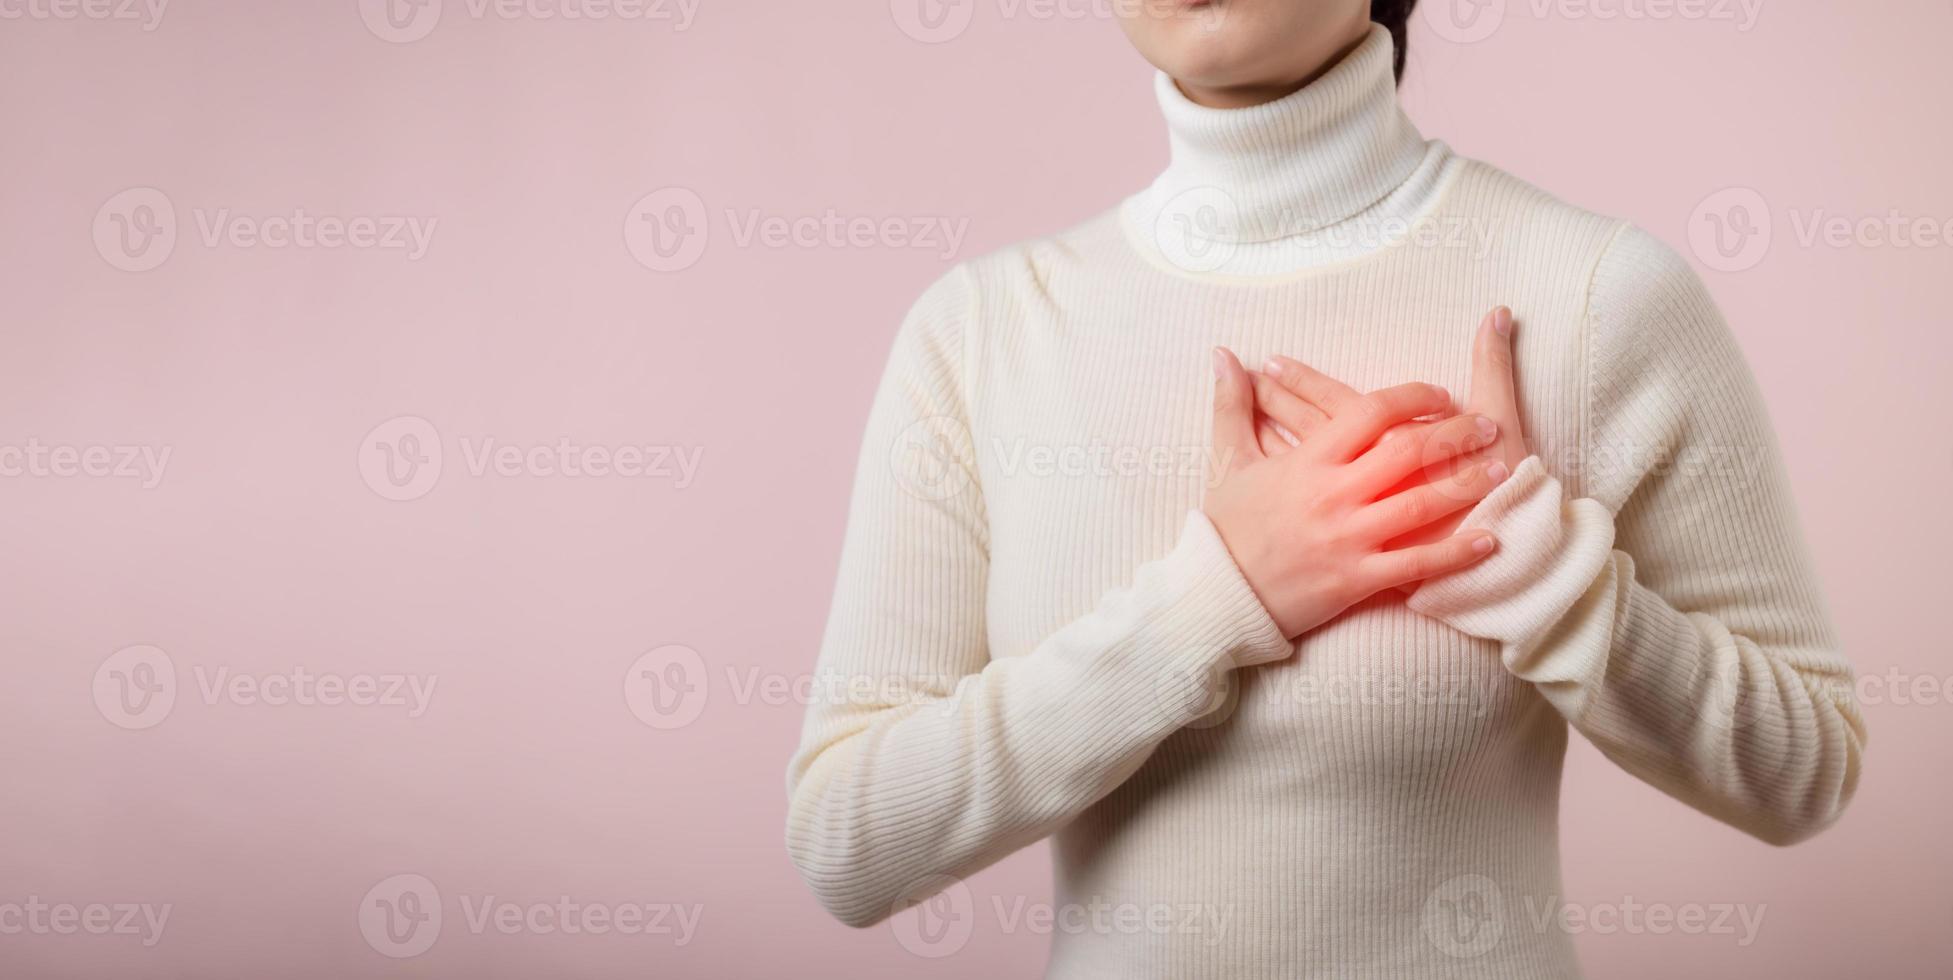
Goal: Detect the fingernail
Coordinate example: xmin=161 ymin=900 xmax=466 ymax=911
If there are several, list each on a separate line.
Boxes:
xmin=1494 ymin=307 xmax=1513 ymax=337
xmin=1476 ymin=417 xmax=1498 ymax=442
xmin=1487 ymin=461 xmax=1511 ymax=483
xmin=1434 ymin=386 xmax=1451 ymax=404
xmin=1472 ymin=535 xmax=1496 ymax=555
xmin=1212 ymin=348 xmax=1227 ymax=380
xmin=1263 ymin=358 xmax=1283 ymax=376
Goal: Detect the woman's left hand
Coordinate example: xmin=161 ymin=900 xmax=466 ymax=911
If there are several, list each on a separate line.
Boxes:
xmin=1251 ymin=306 xmax=1529 ymax=547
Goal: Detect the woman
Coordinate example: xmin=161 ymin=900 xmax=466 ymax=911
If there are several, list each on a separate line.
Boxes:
xmin=786 ymin=1 xmax=1865 ymax=976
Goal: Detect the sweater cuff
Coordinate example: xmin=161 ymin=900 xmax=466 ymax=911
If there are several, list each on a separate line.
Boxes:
xmin=1407 ymin=456 xmax=1617 ymax=654
xmin=1159 ymin=510 xmax=1295 ymax=669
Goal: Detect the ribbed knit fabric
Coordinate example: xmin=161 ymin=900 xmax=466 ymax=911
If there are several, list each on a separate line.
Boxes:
xmin=786 ymin=25 xmax=1866 ymax=979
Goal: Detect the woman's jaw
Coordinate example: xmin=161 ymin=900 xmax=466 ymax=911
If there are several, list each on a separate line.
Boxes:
xmin=1115 ymin=0 xmax=1373 ymax=109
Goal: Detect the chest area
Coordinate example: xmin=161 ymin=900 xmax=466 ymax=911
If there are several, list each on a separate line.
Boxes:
xmin=973 ymin=292 xmax=1576 ymax=640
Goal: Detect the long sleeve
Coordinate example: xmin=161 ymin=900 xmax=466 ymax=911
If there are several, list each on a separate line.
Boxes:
xmin=785 ymin=268 xmax=1293 ymax=927
xmin=1408 ymin=225 xmax=1866 ymax=845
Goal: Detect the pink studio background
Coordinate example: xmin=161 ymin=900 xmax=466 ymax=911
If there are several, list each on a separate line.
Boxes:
xmin=2 ymin=2 xmax=1948 ymax=977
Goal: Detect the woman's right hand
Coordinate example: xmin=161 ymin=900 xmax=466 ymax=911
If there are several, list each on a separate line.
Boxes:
xmin=1202 ymin=347 xmax=1507 ymax=639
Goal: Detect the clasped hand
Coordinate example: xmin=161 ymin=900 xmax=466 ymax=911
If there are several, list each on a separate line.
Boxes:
xmin=1203 ymin=307 xmax=1529 ymax=639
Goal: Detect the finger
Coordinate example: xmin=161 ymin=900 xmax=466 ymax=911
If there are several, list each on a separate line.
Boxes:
xmin=1357 ymin=532 xmax=1498 ymax=593
xmin=1257 ymin=419 xmax=1299 ymax=456
xmin=1251 ymin=371 xmax=1331 ymax=441
xmin=1373 ymin=423 xmax=1451 ymax=494
xmin=1318 ymin=382 xmax=1455 ymax=462
xmin=1211 ymin=347 xmax=1262 ymax=473
xmin=1262 ymin=356 xmax=1362 ymax=415
xmin=1375 ymin=413 xmax=1482 ymax=493
xmin=1350 ymin=458 xmax=1513 ymax=542
xmin=1373 ymin=417 xmax=1447 ymax=449
xmin=1351 ymin=412 xmax=1498 ymax=491
xmin=1470 ymin=307 xmax=1520 ymax=422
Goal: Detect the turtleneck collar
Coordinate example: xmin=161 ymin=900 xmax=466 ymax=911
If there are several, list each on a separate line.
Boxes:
xmin=1127 ymin=24 xmax=1451 ymax=277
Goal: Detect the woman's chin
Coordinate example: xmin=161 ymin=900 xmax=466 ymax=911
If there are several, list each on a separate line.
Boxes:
xmin=1149 ymin=37 xmax=1264 ymax=90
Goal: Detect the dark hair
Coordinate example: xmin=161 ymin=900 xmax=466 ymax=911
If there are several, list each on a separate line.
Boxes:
xmin=1371 ymin=0 xmax=1419 ymax=82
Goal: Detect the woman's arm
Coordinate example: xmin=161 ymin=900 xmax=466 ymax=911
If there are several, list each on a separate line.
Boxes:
xmin=1408 ymin=226 xmax=1867 ymax=845
xmin=785 ymin=269 xmax=1295 ymax=927
xmin=788 ymin=268 xmax=1507 ymax=927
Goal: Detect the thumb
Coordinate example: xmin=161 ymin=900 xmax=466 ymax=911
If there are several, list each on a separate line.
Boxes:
xmin=1211 ymin=347 xmax=1262 ymax=473
xmin=1470 ymin=307 xmax=1520 ymax=422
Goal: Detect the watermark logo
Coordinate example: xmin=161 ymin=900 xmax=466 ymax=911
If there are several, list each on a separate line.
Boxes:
xmin=891 ymin=0 xmax=975 ymax=42
xmin=93 ymin=187 xmax=177 ymax=272
xmin=625 ymin=187 xmax=711 ymax=272
xmin=1155 ymin=659 xmax=1237 ymax=730
xmin=94 ymin=646 xmax=438 ymax=728
xmin=889 ymin=415 xmax=976 ymax=502
xmin=1421 ymin=876 xmax=1767 ymax=954
xmin=1689 ymin=187 xmax=1773 ymax=272
xmin=360 ymin=416 xmax=445 ymax=502
xmin=358 ymin=416 xmax=703 ymax=501
xmin=994 ymin=895 xmax=1233 ymax=943
xmin=1423 ymin=0 xmax=1506 ymax=44
xmin=94 ymin=187 xmax=437 ymax=270
xmin=359 ymin=874 xmax=443 ymax=958
xmin=626 ymin=187 xmax=970 ymax=272
xmin=1154 ymin=186 xmax=1240 ymax=274
xmin=624 ymin=644 xmax=709 ymax=729
xmin=632 ymin=661 xmax=964 ymax=727
xmin=889 ymin=875 xmax=975 ymax=958
xmin=1423 ymin=874 xmax=1504 ymax=958
xmin=1151 ymin=185 xmax=1499 ymax=273
xmin=93 ymin=645 xmax=176 ymax=730
xmin=1689 ymin=188 xmax=1953 ymax=272
xmin=359 ymin=0 xmax=441 ymax=42
xmin=889 ymin=421 xmax=1245 ymax=502
xmin=359 ymin=874 xmax=700 ymax=955
xmin=887 ymin=882 xmax=1234 ymax=955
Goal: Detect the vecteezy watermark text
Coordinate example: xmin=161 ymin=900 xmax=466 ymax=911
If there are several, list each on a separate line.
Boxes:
xmin=623 ymin=646 xmax=986 ymax=730
xmin=624 ymin=187 xmax=970 ymax=272
xmin=0 ymin=0 xmax=168 ymax=29
xmin=0 ymin=440 xmax=170 ymax=489
xmin=888 ymin=875 xmax=1234 ymax=958
xmin=888 ymin=417 xmax=1237 ymax=502
xmin=94 ymin=188 xmax=437 ymax=272
xmin=93 ymin=645 xmax=438 ymax=730
xmin=1422 ymin=0 xmax=1763 ymax=45
xmin=0 ymin=898 xmax=171 ymax=947
xmin=1689 ymin=187 xmax=1953 ymax=272
xmin=359 ymin=416 xmax=704 ymax=502
xmin=889 ymin=0 xmax=1231 ymax=44
xmin=358 ymin=874 xmax=701 ymax=958
xmin=1423 ymin=875 xmax=1767 ymax=959
xmin=359 ymin=0 xmax=701 ymax=43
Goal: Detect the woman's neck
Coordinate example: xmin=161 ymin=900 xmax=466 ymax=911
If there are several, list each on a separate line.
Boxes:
xmin=1126 ymin=23 xmax=1450 ymax=278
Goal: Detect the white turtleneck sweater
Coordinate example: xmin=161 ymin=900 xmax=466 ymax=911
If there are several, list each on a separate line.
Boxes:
xmin=786 ymin=25 xmax=1865 ymax=979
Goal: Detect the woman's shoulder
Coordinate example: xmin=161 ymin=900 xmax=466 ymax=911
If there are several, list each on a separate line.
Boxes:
xmin=1441 ymin=153 xmax=1713 ymax=316
xmin=1434 ymin=153 xmax=1635 ymax=262
xmin=1443 ymin=156 xmax=1741 ymax=389
xmin=935 ymin=206 xmax=1131 ymax=302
